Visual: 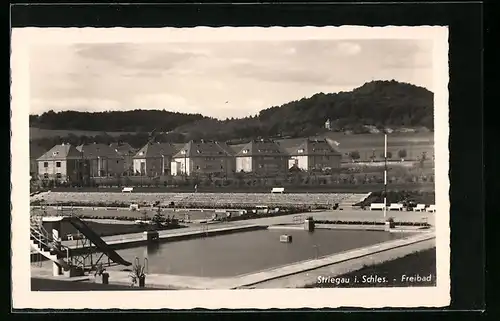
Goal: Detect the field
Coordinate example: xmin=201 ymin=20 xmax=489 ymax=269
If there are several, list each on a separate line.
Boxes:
xmin=46 ymin=182 xmax=435 ymax=194
xmin=30 ymin=127 xmax=137 ymax=139
xmin=30 ymin=128 xmax=434 ymax=162
xmin=305 ymin=247 xmax=436 ymax=288
xmin=281 ymin=132 xmax=434 ymax=162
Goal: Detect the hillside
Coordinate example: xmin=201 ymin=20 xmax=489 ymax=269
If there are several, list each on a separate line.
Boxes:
xmin=29 ymin=80 xmax=433 ymax=149
xmin=171 ymin=80 xmax=433 ymax=141
xmin=29 ymin=109 xmax=207 ymax=133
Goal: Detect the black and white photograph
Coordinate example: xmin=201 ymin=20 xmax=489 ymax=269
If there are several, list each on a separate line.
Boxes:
xmin=11 ymin=26 xmax=450 ymax=309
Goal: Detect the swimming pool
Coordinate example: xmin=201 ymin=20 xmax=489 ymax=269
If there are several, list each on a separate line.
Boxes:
xmin=115 ymin=229 xmax=411 ymax=277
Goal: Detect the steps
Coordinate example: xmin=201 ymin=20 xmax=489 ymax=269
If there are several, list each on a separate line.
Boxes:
xmin=30 ymin=238 xmax=71 ymax=270
xmin=30 ymin=221 xmax=71 ymax=272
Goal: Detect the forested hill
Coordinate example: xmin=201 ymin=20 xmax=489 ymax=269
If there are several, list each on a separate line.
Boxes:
xmin=258 ymin=80 xmax=434 ymax=133
xmin=172 ymin=80 xmax=434 ymax=141
xmin=29 ymin=109 xmax=207 ymax=133
xmin=30 ymin=80 xmax=433 ymax=145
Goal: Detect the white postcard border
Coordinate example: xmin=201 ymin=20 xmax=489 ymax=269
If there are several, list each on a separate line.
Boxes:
xmin=11 ymin=26 xmax=450 ymax=309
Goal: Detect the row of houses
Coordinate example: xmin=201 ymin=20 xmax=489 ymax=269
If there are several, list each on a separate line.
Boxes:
xmin=31 ymin=138 xmax=342 ymax=182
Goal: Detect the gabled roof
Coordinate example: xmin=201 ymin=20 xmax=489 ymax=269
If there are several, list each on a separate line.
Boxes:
xmin=288 ymin=138 xmax=342 ymax=156
xmin=228 ymin=143 xmax=246 ymax=154
xmin=30 ymin=143 xmax=47 ymax=160
xmin=109 ymin=142 xmax=136 ymax=156
xmin=37 ymin=144 xmax=82 ymax=161
xmin=77 ymin=143 xmax=121 ymax=159
xmin=235 ymin=139 xmax=289 ymax=157
xmin=172 ymin=140 xmax=234 ymax=158
xmin=134 ymin=142 xmax=181 ymax=159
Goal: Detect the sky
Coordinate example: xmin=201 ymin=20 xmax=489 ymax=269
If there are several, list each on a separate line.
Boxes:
xmin=29 ymin=39 xmax=433 ymax=119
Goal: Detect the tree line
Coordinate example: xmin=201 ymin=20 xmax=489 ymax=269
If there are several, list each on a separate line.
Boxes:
xmin=29 ymin=109 xmax=206 ymax=133
xmin=30 ymin=80 xmax=434 ymax=149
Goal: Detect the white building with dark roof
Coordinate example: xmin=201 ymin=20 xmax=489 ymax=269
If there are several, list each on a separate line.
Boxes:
xmin=288 ymin=138 xmax=342 ymax=171
xmin=171 ymin=140 xmax=235 ymax=176
xmin=37 ymin=143 xmax=89 ymax=182
xmin=133 ymin=142 xmax=182 ymax=177
xmin=235 ymin=139 xmax=289 ymax=174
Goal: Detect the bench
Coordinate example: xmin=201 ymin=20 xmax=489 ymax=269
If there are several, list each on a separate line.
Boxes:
xmin=122 ymin=187 xmax=133 ymax=193
xmin=388 ymin=203 xmax=404 ymax=211
xmin=426 ymin=205 xmax=436 ymax=213
xmin=414 ymin=204 xmax=427 ymax=212
xmin=271 ymin=187 xmax=285 ymax=194
xmin=370 ymin=203 xmax=386 ymax=211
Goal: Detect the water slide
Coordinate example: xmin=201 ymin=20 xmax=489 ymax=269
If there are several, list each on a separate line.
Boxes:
xmin=67 ymin=217 xmax=132 ymax=266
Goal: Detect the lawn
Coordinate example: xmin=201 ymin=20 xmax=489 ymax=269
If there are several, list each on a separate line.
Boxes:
xmin=48 ymin=182 xmax=435 ymax=194
xmin=304 ymin=248 xmax=436 ymax=288
xmin=30 ymin=127 xmax=137 ymax=139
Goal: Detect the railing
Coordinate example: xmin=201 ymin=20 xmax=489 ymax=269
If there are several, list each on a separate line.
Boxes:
xmin=30 ymin=219 xmax=71 ymax=264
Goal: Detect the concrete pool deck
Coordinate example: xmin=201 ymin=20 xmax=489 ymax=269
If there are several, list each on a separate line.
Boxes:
xmin=35 ymin=206 xmax=434 ymax=223
xmin=30 ymin=209 xmax=433 ymax=257
xmin=30 ymin=208 xmax=436 ymax=289
xmin=31 ymin=230 xmax=435 ymax=290
xmin=31 ymin=209 xmax=432 ymax=255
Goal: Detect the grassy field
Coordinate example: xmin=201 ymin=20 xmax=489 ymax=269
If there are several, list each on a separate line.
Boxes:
xmin=47 ymin=182 xmax=435 ymax=194
xmin=30 ymin=128 xmax=434 ymax=161
xmin=30 ymin=127 xmax=137 ymax=139
xmin=304 ymin=247 xmax=436 ymax=288
xmin=282 ymin=132 xmax=434 ymax=161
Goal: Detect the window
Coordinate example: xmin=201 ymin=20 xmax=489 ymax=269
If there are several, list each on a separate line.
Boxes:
xmin=56 ymin=162 xmax=61 ymax=168
xmin=43 ymin=162 xmax=48 ymax=168
xmin=56 ymin=173 xmax=62 ymax=179
xmin=43 ymin=173 xmax=48 ymax=179
xmin=298 ymin=149 xmax=304 ymax=154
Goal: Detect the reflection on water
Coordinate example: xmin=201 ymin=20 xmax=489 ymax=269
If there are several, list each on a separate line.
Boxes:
xmin=146 ymin=243 xmax=160 ymax=256
xmin=116 ymin=229 xmax=411 ymax=278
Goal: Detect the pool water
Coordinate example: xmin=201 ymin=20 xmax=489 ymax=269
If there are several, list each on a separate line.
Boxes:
xmin=115 ymin=229 xmax=411 ymax=277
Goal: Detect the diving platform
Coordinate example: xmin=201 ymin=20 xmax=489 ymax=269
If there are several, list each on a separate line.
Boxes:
xmin=40 ymin=216 xmax=71 ymax=222
xmin=31 ymin=214 xmax=131 ymax=277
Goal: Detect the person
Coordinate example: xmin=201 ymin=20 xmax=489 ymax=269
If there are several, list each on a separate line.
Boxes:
xmin=194 ymin=184 xmax=198 ymax=193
